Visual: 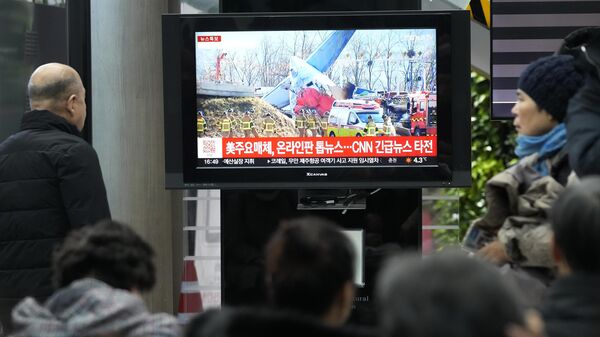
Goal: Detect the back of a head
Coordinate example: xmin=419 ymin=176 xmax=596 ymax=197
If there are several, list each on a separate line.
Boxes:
xmin=551 ymin=176 xmax=600 ymax=273
xmin=53 ymin=220 xmax=156 ymax=292
xmin=28 ymin=63 xmax=82 ymax=107
xmin=377 ymin=253 xmax=524 ymax=337
xmin=265 ymin=216 xmax=354 ymax=318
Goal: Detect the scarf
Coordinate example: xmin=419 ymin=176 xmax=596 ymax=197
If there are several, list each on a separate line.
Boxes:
xmin=515 ymin=123 xmax=566 ymax=176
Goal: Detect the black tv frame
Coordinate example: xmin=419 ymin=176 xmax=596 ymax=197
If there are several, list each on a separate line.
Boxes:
xmin=220 ymin=0 xmax=421 ymax=13
xmin=162 ymin=11 xmax=471 ymax=189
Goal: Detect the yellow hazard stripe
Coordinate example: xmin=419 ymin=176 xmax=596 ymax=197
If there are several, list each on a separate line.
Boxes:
xmin=467 ymin=0 xmax=490 ymax=28
xmin=481 ymin=0 xmax=490 ymax=27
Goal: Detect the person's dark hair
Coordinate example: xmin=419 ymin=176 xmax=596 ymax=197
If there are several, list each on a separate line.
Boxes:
xmin=53 ymin=220 xmax=156 ymax=291
xmin=28 ymin=76 xmax=79 ymax=102
xmin=551 ymin=176 xmax=600 ymax=273
xmin=377 ymin=252 xmax=524 ymax=337
xmin=265 ymin=216 xmax=354 ymax=317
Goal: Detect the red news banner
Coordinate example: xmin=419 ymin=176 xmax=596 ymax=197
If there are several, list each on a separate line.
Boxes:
xmin=222 ymin=136 xmax=437 ymax=159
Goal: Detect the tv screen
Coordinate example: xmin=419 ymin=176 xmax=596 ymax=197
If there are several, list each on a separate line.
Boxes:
xmin=162 ymin=11 xmax=471 ymax=189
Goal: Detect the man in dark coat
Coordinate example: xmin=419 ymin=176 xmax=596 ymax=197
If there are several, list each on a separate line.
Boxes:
xmin=542 ymin=176 xmax=600 ymax=337
xmin=565 ymin=65 xmax=600 ymax=177
xmin=186 ymin=217 xmax=373 ymax=337
xmin=559 ymin=26 xmax=600 ymax=177
xmin=0 ymin=63 xmax=111 ymax=333
xmin=185 ymin=307 xmax=374 ymax=337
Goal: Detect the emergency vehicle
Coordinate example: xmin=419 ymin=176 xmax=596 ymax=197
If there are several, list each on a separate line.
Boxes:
xmin=407 ymin=91 xmax=437 ymax=136
xmin=326 ymin=99 xmax=384 ymax=137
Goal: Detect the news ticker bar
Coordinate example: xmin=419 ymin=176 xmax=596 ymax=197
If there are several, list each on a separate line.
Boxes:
xmin=198 ymin=136 xmax=437 ymax=159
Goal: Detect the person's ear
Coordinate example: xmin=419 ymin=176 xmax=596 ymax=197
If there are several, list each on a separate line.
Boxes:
xmin=551 ymin=233 xmax=561 ymax=264
xmin=323 ymin=280 xmax=356 ymax=326
xmin=66 ymin=94 xmax=77 ymax=116
xmin=338 ymin=281 xmax=355 ymax=321
xmin=551 ymin=234 xmax=571 ymax=275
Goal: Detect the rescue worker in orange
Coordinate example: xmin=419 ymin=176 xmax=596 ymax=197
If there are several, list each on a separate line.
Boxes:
xmin=382 ymin=114 xmax=395 ymax=136
xmin=307 ymin=110 xmax=321 ymax=137
xmin=217 ymin=108 xmax=233 ymax=138
xmin=365 ymin=115 xmax=377 ymax=136
xmin=263 ymin=113 xmax=276 ymax=137
xmin=320 ymin=112 xmax=329 ymax=137
xmin=295 ymin=109 xmax=307 ymax=137
xmin=197 ymin=110 xmax=206 ymax=137
xmin=241 ymin=109 xmax=259 ymax=138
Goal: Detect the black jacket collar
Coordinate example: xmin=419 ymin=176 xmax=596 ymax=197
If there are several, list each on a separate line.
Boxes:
xmin=189 ymin=307 xmax=376 ymax=337
xmin=544 ymin=273 xmax=600 ymax=318
xmin=20 ymin=110 xmax=81 ymax=137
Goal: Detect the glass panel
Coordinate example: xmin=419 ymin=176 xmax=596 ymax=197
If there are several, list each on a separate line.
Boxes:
xmin=0 ymin=0 xmax=67 ymax=141
xmin=181 ymin=189 xmax=222 ymax=310
xmin=421 ymin=192 xmax=460 ymax=254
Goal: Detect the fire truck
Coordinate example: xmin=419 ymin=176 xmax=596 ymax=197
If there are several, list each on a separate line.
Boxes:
xmin=407 ymin=91 xmax=437 ymax=136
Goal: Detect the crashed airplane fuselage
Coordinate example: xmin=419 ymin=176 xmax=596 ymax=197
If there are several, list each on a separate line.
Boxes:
xmin=262 ymin=30 xmax=355 ymax=113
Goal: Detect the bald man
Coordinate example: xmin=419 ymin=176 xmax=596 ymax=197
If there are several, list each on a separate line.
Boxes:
xmin=0 ymin=63 xmax=110 ymax=333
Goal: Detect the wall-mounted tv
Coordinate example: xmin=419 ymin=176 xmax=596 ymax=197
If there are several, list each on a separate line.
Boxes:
xmin=162 ymin=11 xmax=471 ymax=189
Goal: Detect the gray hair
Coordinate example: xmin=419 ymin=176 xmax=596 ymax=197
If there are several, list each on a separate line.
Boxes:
xmin=28 ymin=75 xmax=79 ymax=102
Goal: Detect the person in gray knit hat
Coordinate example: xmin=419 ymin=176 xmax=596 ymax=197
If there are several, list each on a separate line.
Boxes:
xmin=468 ymin=54 xmax=584 ymax=308
xmin=8 ymin=220 xmax=180 ymax=337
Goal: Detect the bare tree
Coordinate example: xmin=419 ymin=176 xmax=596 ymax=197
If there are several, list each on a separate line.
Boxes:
xmin=421 ymin=50 xmax=437 ymax=92
xmin=258 ymin=38 xmax=271 ymax=86
xmin=258 ymin=37 xmax=288 ymax=87
xmin=343 ymin=37 xmax=366 ymax=87
xmin=381 ymin=32 xmax=400 ymax=92
xmin=401 ymin=35 xmax=424 ymax=92
xmin=364 ymin=35 xmax=382 ymax=90
xmin=427 ymin=59 xmax=437 ymax=91
xmin=202 ymin=50 xmax=220 ymax=81
xmin=289 ymin=31 xmax=318 ymax=58
xmin=223 ymin=51 xmax=237 ymax=82
xmin=230 ymin=50 xmax=260 ymax=86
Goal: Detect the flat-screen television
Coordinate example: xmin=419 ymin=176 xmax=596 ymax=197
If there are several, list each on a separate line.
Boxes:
xmin=162 ymin=11 xmax=471 ymax=189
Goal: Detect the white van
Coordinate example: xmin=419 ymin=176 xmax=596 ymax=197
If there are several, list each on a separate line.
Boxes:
xmin=327 ymin=99 xmax=384 ymax=137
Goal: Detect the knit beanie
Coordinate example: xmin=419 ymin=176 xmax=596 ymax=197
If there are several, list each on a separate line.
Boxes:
xmin=517 ymin=55 xmax=584 ymax=122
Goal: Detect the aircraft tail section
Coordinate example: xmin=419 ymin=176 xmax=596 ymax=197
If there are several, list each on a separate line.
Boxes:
xmin=306 ymin=30 xmax=356 ymax=72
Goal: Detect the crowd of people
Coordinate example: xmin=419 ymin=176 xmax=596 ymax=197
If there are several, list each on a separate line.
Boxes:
xmin=1 ymin=27 xmax=599 ymax=337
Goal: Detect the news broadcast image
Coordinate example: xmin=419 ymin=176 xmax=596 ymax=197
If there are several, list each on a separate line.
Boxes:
xmin=194 ymin=29 xmax=438 ymax=168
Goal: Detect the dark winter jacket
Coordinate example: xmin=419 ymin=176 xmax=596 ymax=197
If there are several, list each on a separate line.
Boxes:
xmin=10 ymin=278 xmax=179 ymax=337
xmin=186 ymin=307 xmax=377 ymax=337
xmin=0 ymin=110 xmax=110 ymax=300
xmin=542 ymin=273 xmax=600 ymax=337
xmin=566 ymin=75 xmax=600 ymax=177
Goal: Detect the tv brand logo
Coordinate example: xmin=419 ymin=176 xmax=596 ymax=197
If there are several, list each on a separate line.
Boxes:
xmin=197 ymin=35 xmax=221 ymax=42
xmin=306 ymin=172 xmax=328 ymax=177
